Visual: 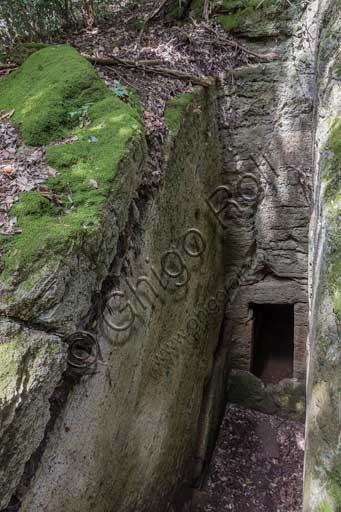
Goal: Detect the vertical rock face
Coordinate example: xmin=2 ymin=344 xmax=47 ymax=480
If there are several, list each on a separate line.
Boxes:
xmin=0 ymin=3 xmax=340 ymax=511
xmin=17 ymin=89 xmax=228 ymax=512
xmin=0 ymin=321 xmax=66 ymax=510
xmin=304 ymin=1 xmax=341 ymax=510
xmin=216 ymin=0 xmax=322 ymax=407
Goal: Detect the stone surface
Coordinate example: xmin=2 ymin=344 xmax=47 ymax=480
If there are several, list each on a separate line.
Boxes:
xmin=304 ymin=1 xmax=341 ymax=510
xmin=212 ymin=0 xmax=320 ymax=385
xmin=227 ymin=369 xmax=306 ymax=421
xmin=0 ymin=1 xmax=340 ymax=510
xmin=18 ymin=89 xmax=228 ymax=512
xmin=0 ymin=320 xmax=66 ymax=509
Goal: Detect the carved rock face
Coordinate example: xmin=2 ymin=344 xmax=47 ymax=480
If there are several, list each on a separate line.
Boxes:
xmin=0 ymin=2 xmax=340 ymax=510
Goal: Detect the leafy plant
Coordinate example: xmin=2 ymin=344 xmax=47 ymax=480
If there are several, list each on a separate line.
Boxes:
xmin=109 ymin=81 xmax=129 ymax=98
xmin=68 ymin=104 xmax=92 ymax=127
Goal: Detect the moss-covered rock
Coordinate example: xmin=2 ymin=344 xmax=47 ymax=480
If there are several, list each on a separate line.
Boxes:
xmin=191 ymin=0 xmax=304 ymax=36
xmin=0 ymin=320 xmax=66 ymax=509
xmin=323 ymin=119 xmax=341 ymax=322
xmin=268 ymin=379 xmax=306 ymax=421
xmin=0 ymin=45 xmax=146 ymax=333
xmin=304 ymin=2 xmax=341 ymax=508
xmin=165 ymin=88 xmax=202 ymax=137
xmin=227 ymin=370 xmax=277 ymax=413
xmin=227 ymin=371 xmax=306 ymax=420
xmin=0 ymin=45 xmax=142 ymax=276
xmin=164 ymin=87 xmax=203 ymax=160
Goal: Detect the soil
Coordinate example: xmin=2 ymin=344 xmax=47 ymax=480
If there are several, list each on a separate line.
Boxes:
xmin=192 ymin=405 xmax=305 ymax=512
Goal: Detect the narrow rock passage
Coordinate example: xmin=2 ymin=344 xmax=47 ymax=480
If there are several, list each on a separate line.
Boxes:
xmin=192 ymin=405 xmax=304 ymax=512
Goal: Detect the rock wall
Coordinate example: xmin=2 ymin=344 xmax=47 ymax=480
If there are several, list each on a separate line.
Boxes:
xmin=0 ymin=1 xmax=340 ymax=510
xmin=214 ymin=0 xmax=322 ymax=414
xmin=304 ymin=0 xmax=341 ymax=510
xmin=4 ymin=85 xmax=229 ymax=512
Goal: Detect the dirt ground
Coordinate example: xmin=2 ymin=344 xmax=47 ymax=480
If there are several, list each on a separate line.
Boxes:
xmin=192 ymin=405 xmax=305 ymax=512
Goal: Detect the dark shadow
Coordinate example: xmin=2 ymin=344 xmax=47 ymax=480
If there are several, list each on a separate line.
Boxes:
xmin=250 ymin=303 xmax=294 ymax=384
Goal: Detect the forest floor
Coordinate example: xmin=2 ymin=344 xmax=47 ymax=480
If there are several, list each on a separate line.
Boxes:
xmin=0 ymin=2 xmax=258 ymax=236
xmin=192 ymin=405 xmax=305 ymax=512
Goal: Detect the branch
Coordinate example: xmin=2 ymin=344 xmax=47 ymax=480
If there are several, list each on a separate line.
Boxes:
xmin=84 ymin=54 xmax=214 ymax=87
xmin=203 ymin=0 xmax=210 ymax=21
xmin=147 ymin=0 xmax=169 ymax=22
xmin=0 ymin=63 xmax=18 ymax=70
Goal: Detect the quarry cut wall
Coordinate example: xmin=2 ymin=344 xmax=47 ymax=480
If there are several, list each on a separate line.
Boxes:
xmin=304 ymin=1 xmax=341 ymax=510
xmin=0 ymin=0 xmax=340 ymax=510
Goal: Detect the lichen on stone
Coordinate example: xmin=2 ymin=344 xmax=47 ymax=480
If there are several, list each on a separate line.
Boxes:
xmin=0 ymin=320 xmax=66 ymax=510
xmin=323 ymin=118 xmax=341 ymax=321
xmin=326 ymin=464 xmax=341 ymax=509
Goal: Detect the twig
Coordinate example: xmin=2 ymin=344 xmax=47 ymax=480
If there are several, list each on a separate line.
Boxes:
xmin=0 ymin=63 xmax=18 ymax=71
xmin=84 ymin=54 xmax=214 ymax=87
xmin=203 ymin=0 xmax=210 ymax=21
xmin=103 ymin=66 xmax=140 ymax=90
xmin=202 ymin=23 xmax=278 ymax=62
xmin=147 ymin=0 xmax=169 ymax=22
xmin=0 ymin=230 xmax=22 ymax=236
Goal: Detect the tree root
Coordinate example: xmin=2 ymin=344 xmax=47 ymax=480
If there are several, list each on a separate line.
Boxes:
xmin=84 ymin=54 xmax=214 ymax=87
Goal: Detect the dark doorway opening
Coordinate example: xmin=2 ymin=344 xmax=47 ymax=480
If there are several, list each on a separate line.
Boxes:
xmin=250 ymin=303 xmax=294 ymax=384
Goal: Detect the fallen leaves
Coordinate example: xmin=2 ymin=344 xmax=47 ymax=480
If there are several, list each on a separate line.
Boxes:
xmin=0 ymin=120 xmax=60 ymax=235
xmin=89 ymin=179 xmax=98 ymax=188
xmin=1 ymin=164 xmax=16 ymax=177
xmin=194 ymin=405 xmax=305 ymax=512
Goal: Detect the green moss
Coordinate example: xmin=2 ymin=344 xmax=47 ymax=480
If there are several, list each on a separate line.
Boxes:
xmin=216 ymin=0 xmax=264 ymax=30
xmin=197 ymin=0 xmax=303 ymax=34
xmin=0 ymin=327 xmax=63 ymax=398
xmin=163 ymin=88 xmax=203 ymax=163
xmin=0 ymin=45 xmax=109 ymax=145
xmin=319 ymin=336 xmax=331 ymax=355
xmin=228 ymin=371 xmax=266 ymax=404
xmin=318 ymin=501 xmax=333 ymax=512
xmin=324 ymin=119 xmax=341 ymax=321
xmin=0 ymin=46 xmax=142 ymax=275
xmin=324 ymin=119 xmax=341 ymax=204
xmin=270 ymin=381 xmax=306 ymax=420
xmin=165 ymin=88 xmax=201 ymax=137
xmin=326 ymin=464 xmax=341 ymax=508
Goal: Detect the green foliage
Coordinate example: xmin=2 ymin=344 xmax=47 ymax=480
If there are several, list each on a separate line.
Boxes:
xmin=0 ymin=0 xmax=111 ymax=49
xmin=109 ymin=81 xmax=129 ymax=98
xmin=326 ymin=464 xmax=341 ymax=508
xmin=318 ymin=502 xmax=332 ymax=512
xmin=324 ymin=119 xmax=341 ymax=204
xmin=165 ymin=90 xmax=199 ymax=136
xmin=0 ymin=46 xmax=142 ymax=274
